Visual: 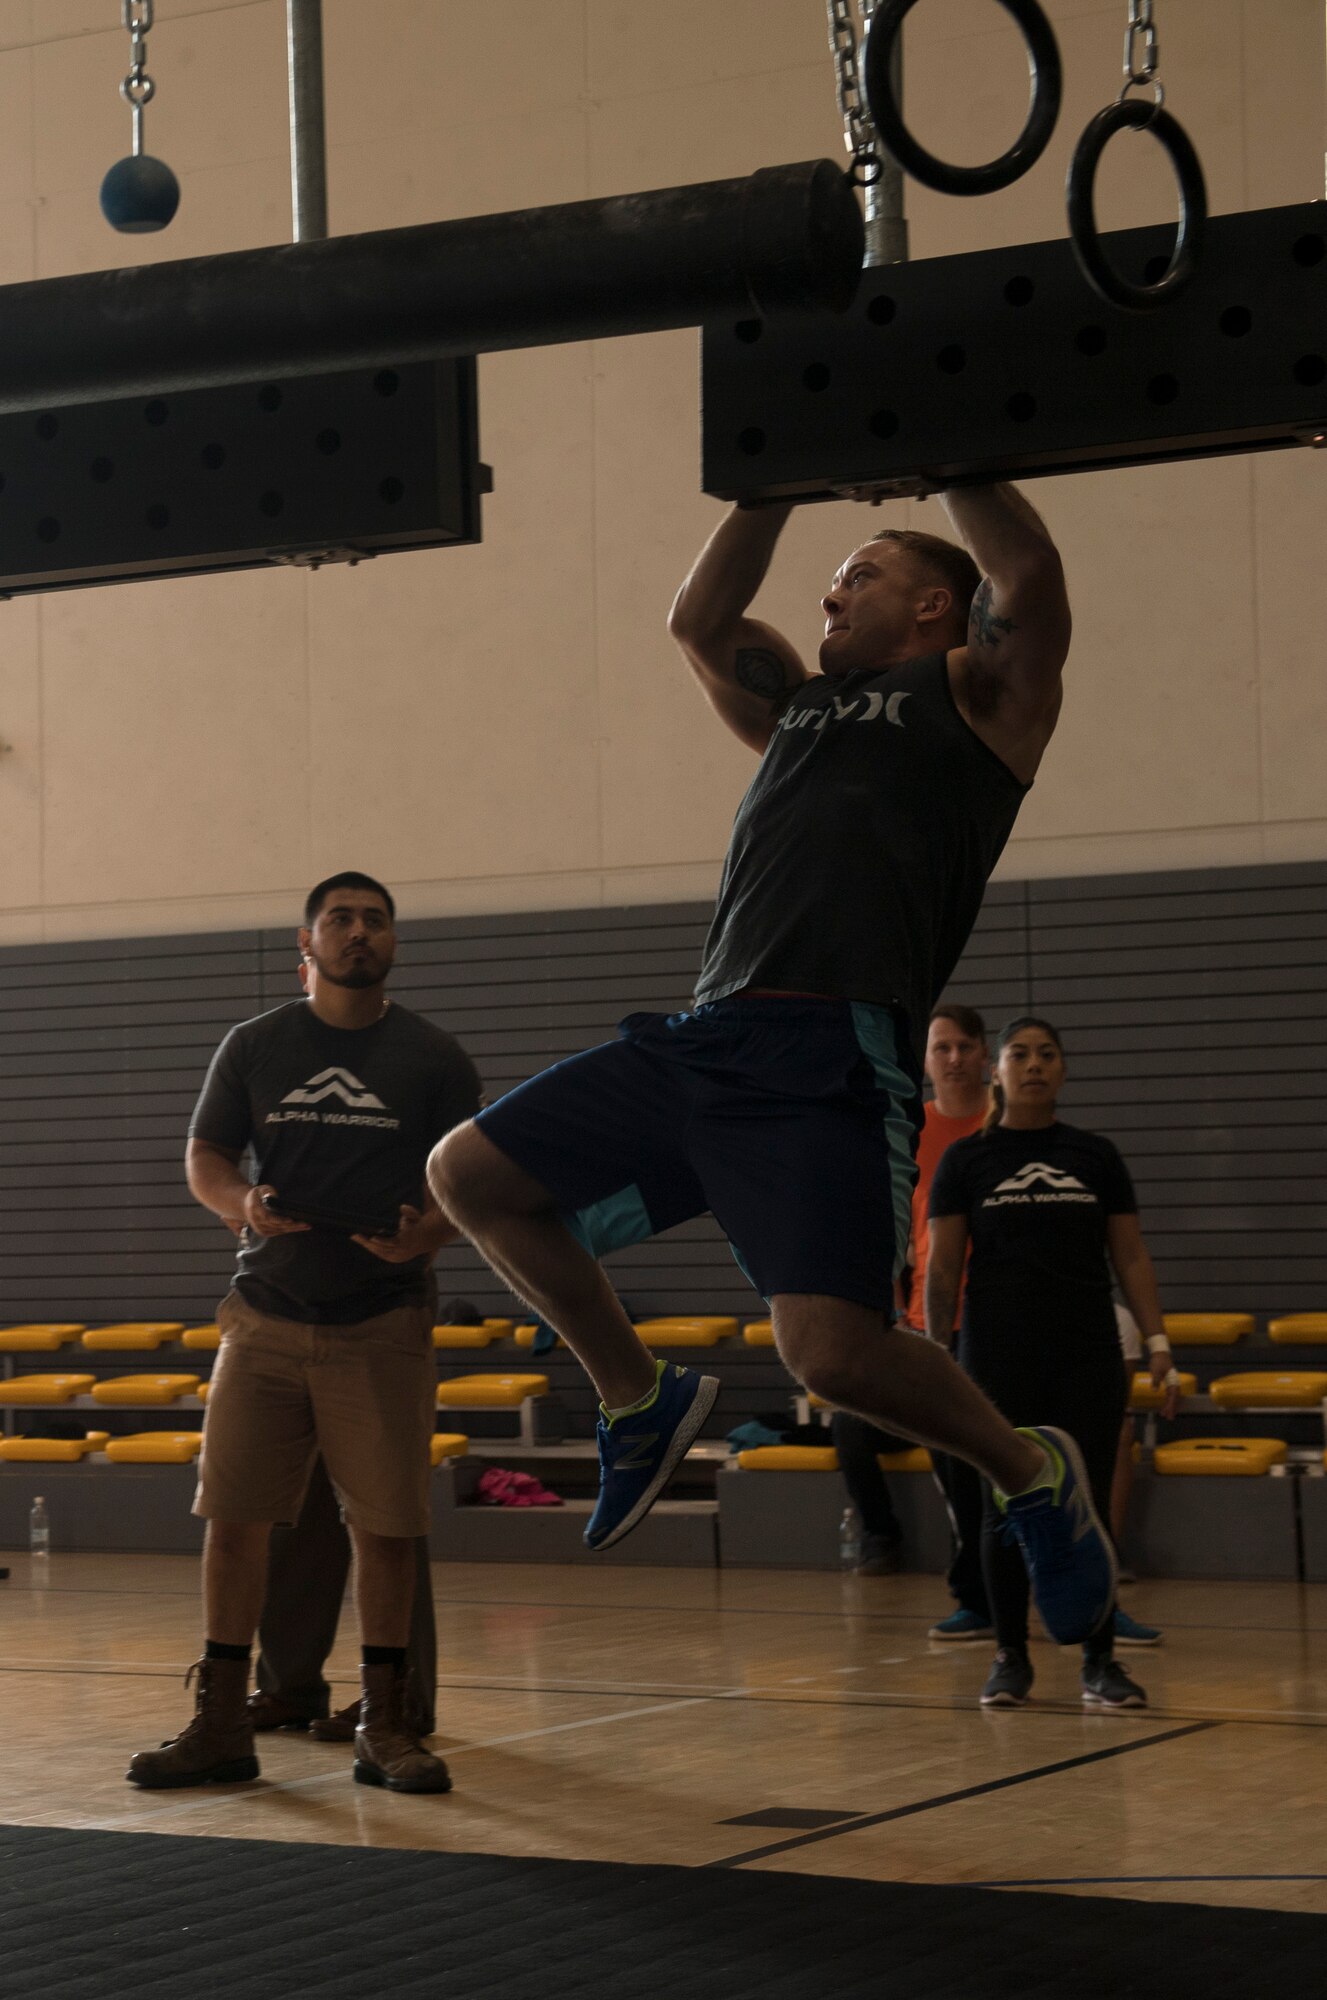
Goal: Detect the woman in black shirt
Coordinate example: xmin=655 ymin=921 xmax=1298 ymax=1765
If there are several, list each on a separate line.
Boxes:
xmin=927 ymin=1016 xmax=1176 ymax=1711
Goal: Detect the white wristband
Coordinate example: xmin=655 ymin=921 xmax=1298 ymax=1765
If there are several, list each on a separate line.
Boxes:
xmin=1164 ymin=1367 xmax=1181 ymax=1389
xmin=1146 ymin=1334 xmax=1171 ymax=1355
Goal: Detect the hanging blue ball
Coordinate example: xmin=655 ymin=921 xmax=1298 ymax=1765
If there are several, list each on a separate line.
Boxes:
xmin=99 ymin=155 xmax=180 ymax=234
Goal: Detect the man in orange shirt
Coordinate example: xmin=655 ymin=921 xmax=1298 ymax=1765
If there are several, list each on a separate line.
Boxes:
xmin=907 ymin=1006 xmax=992 ymax=1638
xmin=832 ymin=1005 xmax=992 ymax=1607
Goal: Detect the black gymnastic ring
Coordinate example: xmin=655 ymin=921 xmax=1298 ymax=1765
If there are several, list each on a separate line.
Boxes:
xmin=1067 ymin=99 xmax=1208 ymax=311
xmin=862 ymin=0 xmax=1062 ymax=196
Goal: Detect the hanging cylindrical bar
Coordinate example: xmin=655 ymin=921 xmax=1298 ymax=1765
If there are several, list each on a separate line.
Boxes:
xmin=0 ymin=160 xmax=862 ymax=416
xmin=862 ymin=19 xmax=906 ymax=266
xmin=287 ymin=0 xmax=328 ymax=243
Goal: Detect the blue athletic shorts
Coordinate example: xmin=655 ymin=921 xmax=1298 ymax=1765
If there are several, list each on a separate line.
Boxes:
xmin=474 ymin=997 xmax=922 ymax=1311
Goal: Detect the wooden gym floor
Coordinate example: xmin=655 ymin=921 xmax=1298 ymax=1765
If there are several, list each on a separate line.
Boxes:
xmin=2 ymin=1552 xmax=1324 ymax=1918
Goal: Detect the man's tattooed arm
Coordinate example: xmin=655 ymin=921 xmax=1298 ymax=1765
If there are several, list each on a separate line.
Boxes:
xmin=734 ymin=646 xmax=792 ymax=705
xmin=968 ymin=577 xmax=1016 ymax=651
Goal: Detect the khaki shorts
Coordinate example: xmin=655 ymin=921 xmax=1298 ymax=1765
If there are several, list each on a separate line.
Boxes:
xmin=194 ymin=1290 xmax=435 ymax=1537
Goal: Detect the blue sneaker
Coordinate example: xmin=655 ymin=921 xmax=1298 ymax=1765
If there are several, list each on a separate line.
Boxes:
xmin=1113 ymin=1607 xmax=1162 ymax=1647
xmin=585 ymin=1361 xmax=719 ymax=1551
xmin=996 ymin=1426 xmax=1117 ymax=1646
xmin=928 ymin=1607 xmax=994 ymax=1642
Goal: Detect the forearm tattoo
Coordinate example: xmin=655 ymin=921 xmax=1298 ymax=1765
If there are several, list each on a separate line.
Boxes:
xmin=734 ymin=646 xmax=790 ymax=704
xmin=969 ymin=577 xmax=1016 ymax=650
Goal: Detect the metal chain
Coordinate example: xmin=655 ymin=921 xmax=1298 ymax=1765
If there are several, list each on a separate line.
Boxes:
xmin=121 ymin=0 xmax=156 ymax=146
xmin=827 ymin=0 xmax=883 ymax=188
xmin=1120 ymin=0 xmax=1164 ymax=108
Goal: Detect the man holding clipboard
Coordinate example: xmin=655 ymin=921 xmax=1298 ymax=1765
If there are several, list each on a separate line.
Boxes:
xmin=128 ymin=871 xmax=480 ymax=1796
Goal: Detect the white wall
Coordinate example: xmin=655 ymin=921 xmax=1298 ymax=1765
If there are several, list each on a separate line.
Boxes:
xmin=0 ymin=0 xmax=1322 ymax=943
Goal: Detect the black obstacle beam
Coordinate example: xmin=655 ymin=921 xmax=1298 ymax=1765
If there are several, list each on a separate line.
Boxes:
xmin=0 ymin=162 xmax=862 ymax=416
xmin=702 ymin=203 xmax=1326 ymax=503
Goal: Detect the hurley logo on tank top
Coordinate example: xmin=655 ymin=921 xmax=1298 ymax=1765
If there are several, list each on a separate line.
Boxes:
xmin=985 ymin=1163 xmax=1095 ymax=1207
xmin=266 ymin=1068 xmax=400 ymax=1131
xmin=772 ymin=688 xmax=911 ymax=733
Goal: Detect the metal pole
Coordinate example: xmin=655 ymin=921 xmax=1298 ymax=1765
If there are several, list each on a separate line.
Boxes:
xmin=863 ymin=18 xmax=906 ymax=266
xmin=0 ymin=161 xmax=862 ymax=415
xmin=287 ymin=0 xmax=328 ymax=243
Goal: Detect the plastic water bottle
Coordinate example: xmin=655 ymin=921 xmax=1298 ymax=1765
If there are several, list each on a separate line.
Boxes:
xmin=29 ymin=1496 xmax=50 ymax=1565
xmin=839 ymin=1504 xmax=862 ymax=1571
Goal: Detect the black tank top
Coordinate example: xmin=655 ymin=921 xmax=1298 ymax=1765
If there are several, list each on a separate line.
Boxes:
xmin=694 ymin=653 xmax=1028 ymax=1061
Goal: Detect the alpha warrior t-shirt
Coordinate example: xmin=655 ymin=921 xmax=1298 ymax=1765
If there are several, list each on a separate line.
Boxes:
xmin=928 ymin=1122 xmax=1137 ymax=1344
xmin=190 ymin=1001 xmax=482 ymax=1324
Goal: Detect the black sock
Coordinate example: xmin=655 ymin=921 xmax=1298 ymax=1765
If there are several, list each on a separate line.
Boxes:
xmin=362 ymin=1644 xmax=407 ymax=1670
xmin=204 ymin=1639 xmax=251 ymax=1663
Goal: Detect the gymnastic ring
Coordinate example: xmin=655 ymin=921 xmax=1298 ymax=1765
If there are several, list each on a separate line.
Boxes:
xmin=862 ymin=0 xmax=1062 ymax=196
xmin=1067 ymin=99 xmax=1208 ymax=311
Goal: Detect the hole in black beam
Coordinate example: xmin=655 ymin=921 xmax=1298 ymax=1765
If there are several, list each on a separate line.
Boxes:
xmin=869 ymin=408 xmax=899 ymax=439
xmin=201 ymin=442 xmax=226 ymax=470
xmin=936 ymin=345 xmax=966 ymax=374
xmin=1006 ymin=392 xmax=1036 ymax=422
xmin=1292 ymin=233 xmax=1324 ymax=267
xmin=737 ymin=428 xmax=766 ymax=456
xmin=1146 ymin=373 xmax=1180 ymax=405
xmin=259 ymin=490 xmax=284 ymax=517
xmin=734 ymin=319 xmax=762 ymax=344
xmin=378 ymin=477 xmax=405 ymax=504
xmin=89 ymin=456 xmax=114 ymax=483
xmin=146 ymin=503 xmax=169 ymax=528
xmin=374 ymin=369 xmax=400 ymax=397
xmin=1004 ymin=275 xmax=1034 ymax=307
xmin=258 ymin=385 xmax=283 ymax=412
xmin=1293 ymin=354 xmax=1326 ymax=387
xmin=1143 ymin=254 xmax=1169 ymax=285
xmin=1075 ymin=325 xmax=1107 ymax=357
xmin=144 ymin=399 xmax=168 ymax=426
xmin=802 ymin=364 xmax=830 ymax=393
xmin=35 ymin=414 xmax=58 ymax=441
xmin=316 ymin=428 xmax=342 ymax=454
xmin=36 ymin=517 xmax=59 ymax=542
xmin=1219 ymin=305 xmax=1252 ymax=338
xmin=867 ymin=295 xmax=895 ymax=326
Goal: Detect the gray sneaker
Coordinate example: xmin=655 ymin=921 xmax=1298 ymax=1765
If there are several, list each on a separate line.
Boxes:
xmin=1081 ymin=1659 xmax=1147 ymax=1709
xmin=979 ymin=1648 xmax=1034 ymax=1707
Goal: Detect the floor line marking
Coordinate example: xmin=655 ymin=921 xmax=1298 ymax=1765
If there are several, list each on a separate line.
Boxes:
xmin=708 ymin=1721 xmax=1221 ymax=1869
xmin=977 ymin=1873 xmax=1327 ymax=1887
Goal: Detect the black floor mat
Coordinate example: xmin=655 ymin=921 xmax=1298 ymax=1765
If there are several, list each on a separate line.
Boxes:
xmin=1 ymin=1823 xmax=1321 ymax=1999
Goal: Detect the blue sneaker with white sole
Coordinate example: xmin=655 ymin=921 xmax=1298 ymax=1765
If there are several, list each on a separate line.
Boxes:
xmin=928 ymin=1607 xmax=994 ymax=1642
xmin=585 ymin=1360 xmax=719 ymax=1551
xmin=1113 ymin=1607 xmax=1162 ymax=1646
xmin=996 ymin=1425 xmax=1118 ymax=1646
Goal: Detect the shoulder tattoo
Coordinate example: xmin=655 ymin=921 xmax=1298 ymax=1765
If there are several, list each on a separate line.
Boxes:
xmin=734 ymin=646 xmax=790 ymax=703
xmin=969 ymin=578 xmax=1016 ymax=650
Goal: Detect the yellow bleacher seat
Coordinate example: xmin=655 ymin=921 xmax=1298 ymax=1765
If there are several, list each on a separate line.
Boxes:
xmin=0 ymin=1324 xmax=84 ymax=1352
xmin=181 ymin=1326 xmax=221 ymax=1351
xmin=634 ymin=1317 xmax=739 ymax=1347
xmin=1162 ymin=1313 xmax=1253 ymax=1346
xmin=430 ymin=1432 xmax=469 ymax=1465
xmin=1268 ymin=1314 xmax=1327 ymax=1345
xmin=104 ymin=1432 xmax=203 ymax=1463
xmin=877 ymin=1448 xmax=933 ymax=1473
xmin=514 ymin=1324 xmax=566 ymax=1349
xmin=1209 ymin=1371 xmax=1327 ymax=1408
xmin=1154 ymin=1437 xmax=1287 ymax=1476
xmin=743 ymin=1319 xmax=775 ymax=1346
xmin=82 ymin=1323 xmax=185 ymax=1352
xmin=433 ymin=1320 xmax=512 ymax=1350
xmin=737 ymin=1445 xmax=839 ymax=1471
xmin=436 ymin=1373 xmax=548 ymax=1408
xmin=1130 ymin=1371 xmax=1197 ymax=1410
xmin=198 ymin=1380 xmax=211 ymax=1404
xmin=90 ymin=1374 xmax=201 ymax=1406
xmin=807 ymin=1391 xmax=831 ymax=1411
xmin=0 ymin=1431 xmax=109 ymax=1461
xmin=0 ymin=1373 xmax=96 ymax=1405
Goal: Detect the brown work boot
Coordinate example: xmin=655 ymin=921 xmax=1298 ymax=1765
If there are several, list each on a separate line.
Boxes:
xmin=127 ymin=1657 xmax=259 ymax=1789
xmin=247 ymin=1690 xmax=323 ymax=1733
xmin=353 ymin=1662 xmax=451 ymax=1794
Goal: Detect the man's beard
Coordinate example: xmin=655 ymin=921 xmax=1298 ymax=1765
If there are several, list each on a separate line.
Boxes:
xmin=310 ymin=953 xmax=387 ymax=990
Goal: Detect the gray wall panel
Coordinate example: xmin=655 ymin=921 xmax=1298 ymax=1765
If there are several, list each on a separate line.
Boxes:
xmin=0 ymin=856 xmax=1321 ymax=1325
